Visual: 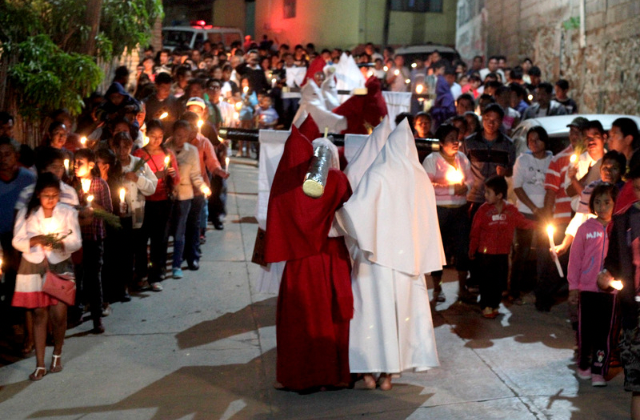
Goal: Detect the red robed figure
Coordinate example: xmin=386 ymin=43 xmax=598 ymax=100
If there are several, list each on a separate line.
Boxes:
xmin=264 ymin=124 xmax=353 ymax=390
xmin=333 ymin=76 xmax=388 ymax=135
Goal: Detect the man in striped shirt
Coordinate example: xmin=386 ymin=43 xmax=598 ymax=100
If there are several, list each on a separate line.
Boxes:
xmin=536 ymin=117 xmax=588 ymax=311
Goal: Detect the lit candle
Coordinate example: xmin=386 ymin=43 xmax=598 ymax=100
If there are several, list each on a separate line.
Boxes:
xmin=411 ymin=63 xmax=417 ymax=68
xmin=394 ymin=69 xmax=400 ymax=76
xmin=233 ymin=111 xmax=239 ymax=121
xmin=197 ymin=119 xmax=204 ymax=133
xmin=225 ymin=156 xmax=230 ymax=169
xmin=143 ymin=136 xmax=149 ymax=146
xmin=80 ymin=137 xmax=87 ymax=146
xmin=611 ymin=280 xmax=624 ymax=290
xmin=86 ymin=195 xmax=94 ymax=206
xmin=405 ymin=78 xmax=411 ymax=84
xmin=416 ymin=84 xmax=424 ymax=94
xmin=547 ymin=225 xmax=565 ymax=277
xmin=164 ymin=155 xmax=171 ymax=170
xmin=445 ymin=169 xmax=463 ymax=195
xmin=235 ymin=101 xmax=242 ymax=111
xmin=63 ymin=159 xmax=70 ymax=176
xmin=243 ymin=86 xmax=249 ymax=94
xmin=570 ymin=154 xmax=578 ymax=164
xmin=81 ymin=178 xmax=91 ymax=194
xmin=271 ymin=78 xmax=276 ymax=88
xmin=159 ymin=112 xmax=168 ymax=120
xmin=200 ymin=185 xmax=211 ymax=197
xmin=528 ymin=94 xmax=534 ymax=101
xmin=383 ymin=66 xmax=389 ymax=72
xmin=119 ymin=188 xmax=126 ymax=214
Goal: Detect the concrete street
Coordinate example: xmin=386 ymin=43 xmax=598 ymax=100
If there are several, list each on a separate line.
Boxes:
xmin=0 ymin=160 xmax=632 ymax=420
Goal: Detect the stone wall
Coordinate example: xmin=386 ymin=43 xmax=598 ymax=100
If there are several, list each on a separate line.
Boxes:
xmin=481 ymin=0 xmax=640 ymax=116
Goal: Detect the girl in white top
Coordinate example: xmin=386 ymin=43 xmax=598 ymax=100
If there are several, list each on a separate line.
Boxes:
xmin=12 ymin=173 xmax=82 ymax=381
xmin=422 ymin=124 xmax=474 ymax=302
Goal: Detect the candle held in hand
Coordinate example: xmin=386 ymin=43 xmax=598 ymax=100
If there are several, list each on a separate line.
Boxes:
xmin=80 ymin=137 xmax=87 ymax=146
xmin=416 ymin=84 xmax=424 ymax=94
xmin=570 ymin=154 xmax=578 ymax=164
xmin=81 ymin=178 xmax=91 ymax=194
xmin=200 ymin=185 xmax=211 ymax=197
xmin=225 ymin=157 xmax=230 ymax=169
xmin=164 ymin=156 xmax=171 ymax=169
xmin=445 ymin=170 xmax=463 ymax=184
xmin=611 ymin=280 xmax=624 ymax=290
xmin=119 ymin=188 xmax=125 ymax=203
xmin=63 ymin=159 xmax=70 ymax=175
xmin=86 ymin=195 xmax=94 ymax=206
xmin=394 ymin=69 xmax=400 ymax=76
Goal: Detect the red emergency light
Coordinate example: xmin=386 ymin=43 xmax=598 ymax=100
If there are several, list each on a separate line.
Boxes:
xmin=190 ymin=20 xmax=213 ymax=29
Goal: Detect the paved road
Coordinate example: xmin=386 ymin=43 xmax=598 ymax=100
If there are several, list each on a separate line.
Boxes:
xmin=0 ymin=160 xmax=631 ymax=419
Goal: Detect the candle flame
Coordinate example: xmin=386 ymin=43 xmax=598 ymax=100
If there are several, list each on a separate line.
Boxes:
xmin=119 ymin=188 xmax=125 ymax=203
xmin=233 ymin=112 xmax=239 ymax=120
xmin=225 ymin=157 xmax=230 ymax=168
xmin=546 ymin=225 xmax=555 ymax=236
xmin=383 ymin=66 xmax=389 ymax=72
xmin=81 ymin=178 xmax=91 ymax=193
xmin=159 ymin=112 xmax=169 ymax=120
xmin=63 ymin=159 xmax=69 ymax=170
xmin=235 ymin=101 xmax=242 ymax=111
xmin=243 ymin=86 xmax=249 ymax=94
xmin=405 ymin=78 xmax=411 ymax=84
xmin=611 ymin=280 xmax=624 ymax=290
xmin=271 ymin=78 xmax=276 ymax=84
xmin=143 ymin=136 xmax=149 ymax=146
xmin=528 ymin=94 xmax=534 ymax=101
xmin=80 ymin=137 xmax=87 ymax=146
xmin=201 ymin=185 xmax=211 ymax=196
xmin=411 ymin=63 xmax=417 ymax=68
xmin=197 ymin=120 xmax=204 ymax=128
xmin=570 ymin=154 xmax=578 ymax=163
xmin=445 ymin=170 xmax=463 ymax=184
xmin=394 ymin=69 xmax=400 ymax=76
xmin=164 ymin=156 xmax=170 ymax=167
xmin=416 ymin=84 xmax=424 ymax=94
xmin=86 ymin=195 xmax=94 ymax=203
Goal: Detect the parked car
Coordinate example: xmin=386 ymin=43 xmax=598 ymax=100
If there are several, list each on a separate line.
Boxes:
xmin=162 ymin=21 xmax=243 ymax=51
xmin=394 ymin=44 xmax=461 ymax=66
xmin=511 ymin=114 xmax=640 ymax=157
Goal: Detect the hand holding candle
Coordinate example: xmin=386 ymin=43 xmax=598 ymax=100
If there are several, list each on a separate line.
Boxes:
xmin=86 ymin=195 xmax=94 ymax=206
xmin=201 ymin=185 xmax=211 ymax=197
xmin=547 ymin=225 xmax=565 ymax=277
xmin=610 ymin=280 xmax=624 ymax=290
xmin=445 ymin=169 xmax=464 ymax=195
xmin=81 ymin=178 xmax=91 ymax=194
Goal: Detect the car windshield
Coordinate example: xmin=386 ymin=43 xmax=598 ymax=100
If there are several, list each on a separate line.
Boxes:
xmin=163 ymin=30 xmax=194 ymax=48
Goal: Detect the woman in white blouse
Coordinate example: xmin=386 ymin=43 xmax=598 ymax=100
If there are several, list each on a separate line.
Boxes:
xmin=12 ymin=173 xmax=82 ymax=381
xmin=510 ymin=126 xmax=553 ymax=303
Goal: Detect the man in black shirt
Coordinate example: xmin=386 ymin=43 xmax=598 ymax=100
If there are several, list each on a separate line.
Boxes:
xmin=555 ymin=79 xmax=578 ymax=114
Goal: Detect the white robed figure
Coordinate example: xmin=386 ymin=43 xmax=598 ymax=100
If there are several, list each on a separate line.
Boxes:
xmin=336 ymin=119 xmax=445 ymax=390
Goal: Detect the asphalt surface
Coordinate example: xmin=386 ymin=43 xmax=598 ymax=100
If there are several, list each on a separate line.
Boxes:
xmin=0 ymin=159 xmax=632 ymax=419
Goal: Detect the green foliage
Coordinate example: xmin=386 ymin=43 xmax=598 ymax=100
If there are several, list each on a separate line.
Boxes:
xmin=562 ymin=16 xmax=581 ymax=31
xmin=8 ymin=35 xmax=103 ymax=119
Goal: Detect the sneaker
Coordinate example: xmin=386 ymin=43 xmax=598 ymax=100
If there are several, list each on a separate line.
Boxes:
xmin=591 ymin=374 xmax=606 ymax=387
xmin=576 ymin=367 xmax=591 ymax=380
xmin=173 ymin=268 xmax=183 ymax=279
xmin=482 ymin=307 xmax=498 ymax=319
xmin=150 ymin=282 xmax=164 ymax=292
xmin=101 ymin=304 xmax=112 ymax=317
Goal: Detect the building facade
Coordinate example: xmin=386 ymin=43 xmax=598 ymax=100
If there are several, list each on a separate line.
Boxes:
xmin=457 ymin=0 xmax=640 ymax=115
xmin=211 ymin=0 xmax=457 ymax=49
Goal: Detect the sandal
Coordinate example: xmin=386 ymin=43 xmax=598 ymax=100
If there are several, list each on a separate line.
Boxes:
xmin=29 ymin=367 xmax=47 ymax=381
xmin=50 ymin=354 xmax=63 ymax=373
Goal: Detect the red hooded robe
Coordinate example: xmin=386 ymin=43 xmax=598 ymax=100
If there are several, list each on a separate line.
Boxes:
xmin=264 ymin=125 xmax=353 ymax=390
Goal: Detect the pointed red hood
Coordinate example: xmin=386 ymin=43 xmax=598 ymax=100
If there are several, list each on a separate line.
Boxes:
xmin=302 ymin=56 xmax=327 ymax=87
xmin=333 ymin=76 xmax=388 ymax=134
xmin=298 ymin=114 xmax=322 ymax=140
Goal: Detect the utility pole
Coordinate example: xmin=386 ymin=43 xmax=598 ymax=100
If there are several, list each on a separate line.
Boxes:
xmin=84 ymin=0 xmax=103 ymax=55
xmin=382 ymin=0 xmax=392 ymax=49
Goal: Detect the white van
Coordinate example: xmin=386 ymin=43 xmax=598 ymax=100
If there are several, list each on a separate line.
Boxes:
xmin=162 ymin=21 xmax=243 ymax=51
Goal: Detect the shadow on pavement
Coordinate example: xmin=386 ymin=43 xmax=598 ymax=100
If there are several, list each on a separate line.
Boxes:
xmin=175 ymin=297 xmax=277 ymax=350
xmin=27 ymin=348 xmax=433 ymax=420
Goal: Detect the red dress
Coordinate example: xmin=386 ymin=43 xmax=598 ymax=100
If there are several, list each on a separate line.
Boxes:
xmin=264 ymin=125 xmax=353 ymax=390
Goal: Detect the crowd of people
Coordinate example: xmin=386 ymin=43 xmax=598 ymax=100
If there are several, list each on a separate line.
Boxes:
xmin=3 ymin=33 xmax=640 ymax=417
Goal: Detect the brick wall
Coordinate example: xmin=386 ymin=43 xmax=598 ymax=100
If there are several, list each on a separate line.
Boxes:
xmin=481 ymin=0 xmax=640 ymax=115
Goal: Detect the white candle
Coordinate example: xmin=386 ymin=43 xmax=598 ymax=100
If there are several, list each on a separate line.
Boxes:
xmin=611 ymin=280 xmax=624 ymax=290
xmin=63 ymin=159 xmax=69 ymax=176
xmin=225 ymin=157 xmax=230 ymax=169
xmin=197 ymin=119 xmax=204 ymax=133
xmin=164 ymin=156 xmax=171 ymax=170
xmin=416 ymin=84 xmax=424 ymax=94
xmin=81 ymin=178 xmax=91 ymax=194
xmin=80 ymin=137 xmax=87 ymax=146
xmin=547 ymin=225 xmax=565 ymax=277
xmin=86 ymin=195 xmax=94 ymax=206
xmin=119 ymin=188 xmax=126 ymax=214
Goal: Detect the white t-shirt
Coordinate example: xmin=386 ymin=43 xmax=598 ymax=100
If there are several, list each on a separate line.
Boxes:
xmin=513 ymin=151 xmax=553 ymax=214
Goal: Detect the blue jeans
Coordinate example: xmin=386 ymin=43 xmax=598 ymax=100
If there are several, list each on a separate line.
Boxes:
xmin=185 ymin=195 xmax=206 ymax=264
xmin=171 ymin=200 xmax=192 ymax=269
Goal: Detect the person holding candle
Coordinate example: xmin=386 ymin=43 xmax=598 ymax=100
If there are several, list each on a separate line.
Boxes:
xmin=422 ymin=124 xmax=474 ymax=303
xmin=133 ymin=120 xmax=179 ymax=289
xmin=567 ymin=182 xmax=618 ymax=386
xmin=166 ymin=120 xmax=206 ymax=278
xmin=510 ymin=126 xmax=553 ymax=303
xmin=469 ymin=176 xmax=535 ymax=318
xmin=12 ymin=172 xmax=82 ymax=381
xmin=114 ymin=132 xmax=158 ymax=291
xmin=73 ymin=149 xmax=113 ymax=333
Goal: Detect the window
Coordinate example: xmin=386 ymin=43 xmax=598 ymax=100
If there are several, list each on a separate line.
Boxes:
xmin=284 ymin=0 xmax=296 ymax=19
xmin=390 ymin=0 xmax=443 ymax=13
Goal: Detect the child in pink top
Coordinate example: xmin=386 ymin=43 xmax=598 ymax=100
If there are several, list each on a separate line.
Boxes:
xmin=567 ymin=182 xmax=618 ymax=387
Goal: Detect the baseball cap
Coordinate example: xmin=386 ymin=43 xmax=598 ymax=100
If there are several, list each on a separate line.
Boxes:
xmin=567 ymin=116 xmax=588 ymax=130
xmin=186 ymin=97 xmax=206 ymax=110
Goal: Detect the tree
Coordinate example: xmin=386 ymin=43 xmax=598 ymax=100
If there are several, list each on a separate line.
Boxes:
xmin=0 ymin=0 xmax=163 ymax=145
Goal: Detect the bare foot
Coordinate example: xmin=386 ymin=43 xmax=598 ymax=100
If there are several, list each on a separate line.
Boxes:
xmin=363 ymin=374 xmax=377 ymax=390
xmin=378 ymin=373 xmax=392 ymax=391
xmin=273 ymin=381 xmax=285 ymax=390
